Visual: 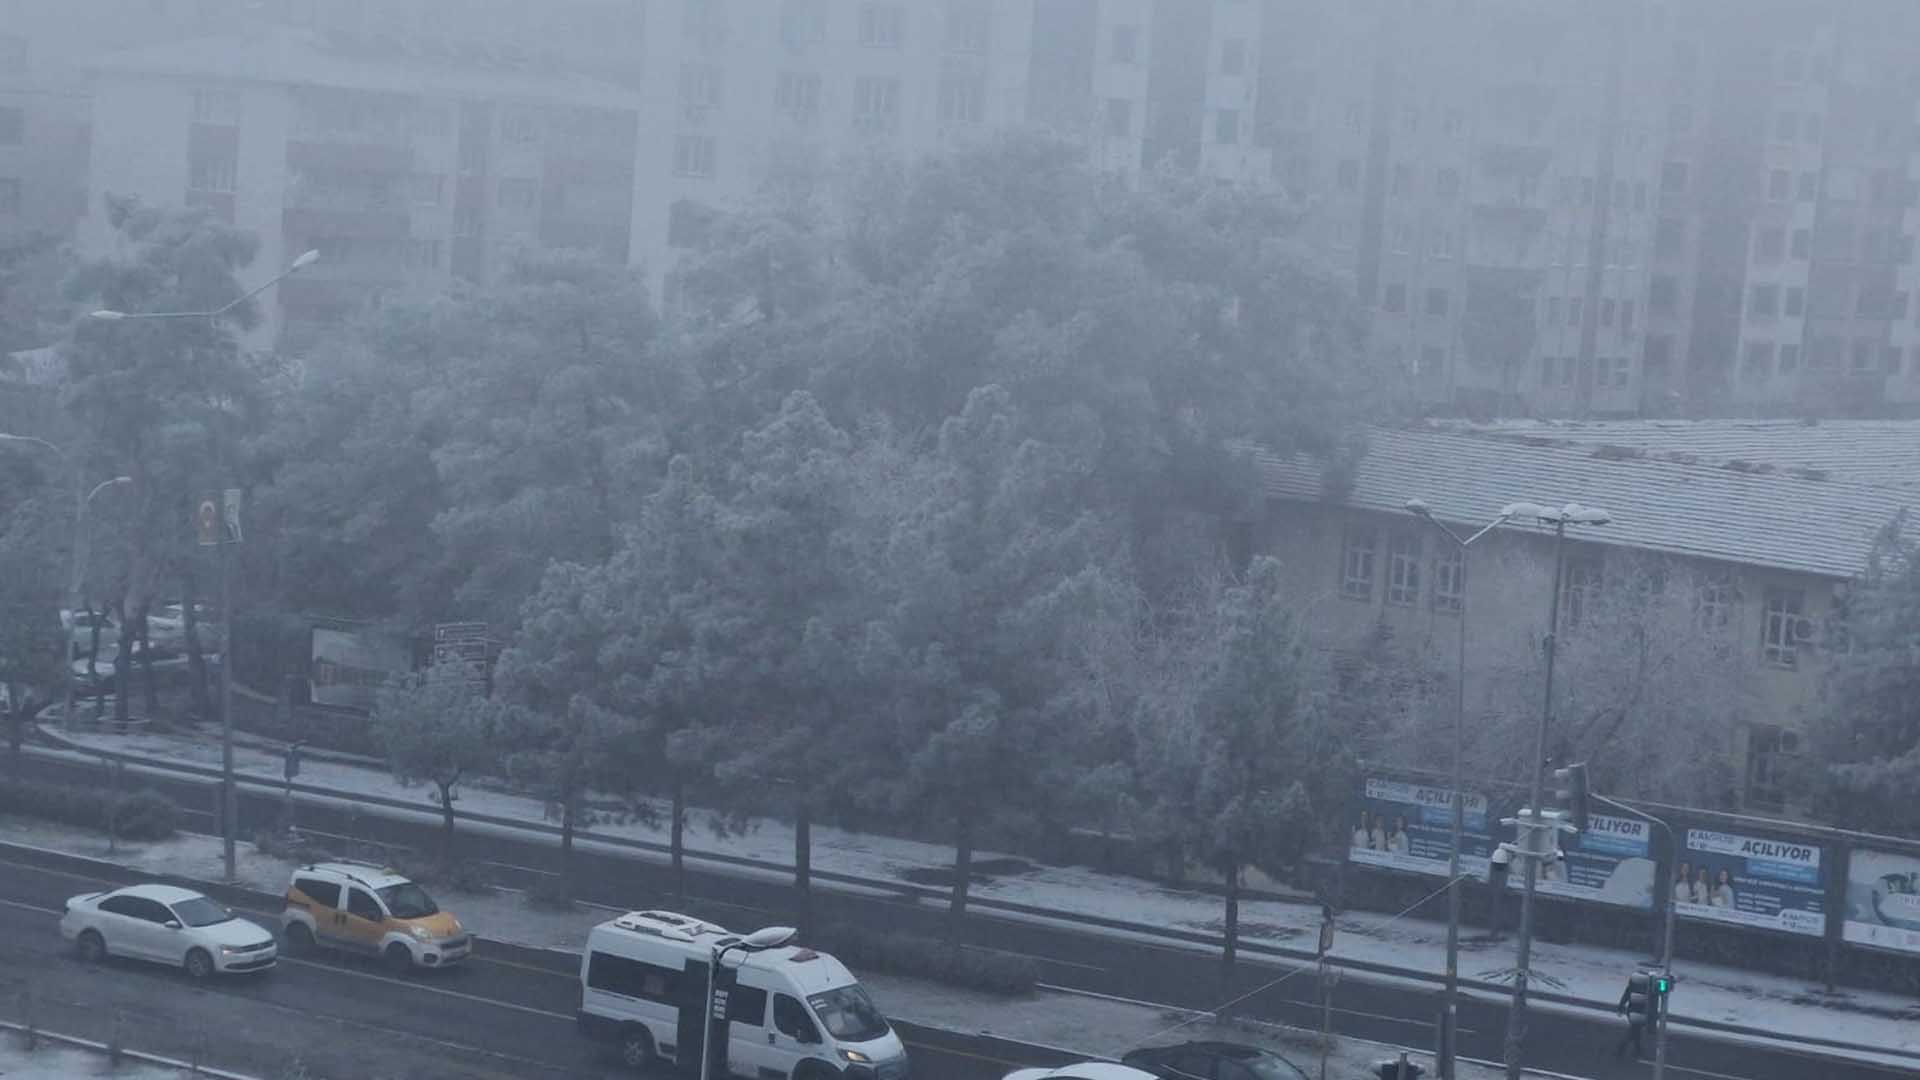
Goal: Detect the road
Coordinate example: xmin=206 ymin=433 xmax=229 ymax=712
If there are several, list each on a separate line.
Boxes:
xmin=18 ymin=751 xmax=1916 ymax=1080
xmin=0 ymin=857 xmax=1076 ymax=1080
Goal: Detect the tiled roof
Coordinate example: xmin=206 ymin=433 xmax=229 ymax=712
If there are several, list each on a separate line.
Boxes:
xmin=84 ymin=29 xmax=641 ymax=110
xmin=1426 ymin=418 xmax=1920 ymax=491
xmin=1255 ymin=427 xmax=1917 ymax=580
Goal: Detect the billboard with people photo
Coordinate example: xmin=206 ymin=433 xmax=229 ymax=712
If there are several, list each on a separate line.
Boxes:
xmin=1348 ymin=776 xmax=1495 ymax=878
xmin=1506 ymin=811 xmax=1657 ymax=910
xmin=1843 ymin=848 xmax=1920 ymax=955
xmin=1675 ymin=828 xmax=1826 ymax=937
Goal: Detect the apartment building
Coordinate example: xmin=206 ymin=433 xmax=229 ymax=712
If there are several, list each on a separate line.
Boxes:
xmin=1254 ymin=421 xmax=1919 ymax=813
xmin=77 ymin=27 xmax=642 ymax=348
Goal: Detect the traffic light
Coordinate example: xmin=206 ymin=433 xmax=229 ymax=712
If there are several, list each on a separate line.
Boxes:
xmin=1624 ymin=971 xmax=1663 ymax=1025
xmin=1552 ymin=762 xmax=1590 ymax=833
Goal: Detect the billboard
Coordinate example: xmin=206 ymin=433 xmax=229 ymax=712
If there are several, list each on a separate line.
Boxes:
xmin=1507 ymin=811 xmax=1657 ymax=910
xmin=1843 ymin=849 xmax=1920 ymax=955
xmin=1674 ymin=828 xmax=1826 ymax=937
xmin=1349 ymin=776 xmax=1496 ymax=878
xmin=308 ymin=625 xmax=410 ymax=712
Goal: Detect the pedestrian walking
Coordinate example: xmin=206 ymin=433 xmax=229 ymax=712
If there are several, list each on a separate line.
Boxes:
xmin=1615 ymin=976 xmax=1648 ymax=1059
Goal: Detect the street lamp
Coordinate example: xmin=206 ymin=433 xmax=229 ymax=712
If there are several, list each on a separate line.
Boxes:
xmin=88 ymin=247 xmax=320 ymax=883
xmin=701 ymin=925 xmax=797 ymax=1080
xmin=1496 ymin=500 xmax=1611 ymax=1080
xmin=0 ymin=433 xmax=131 ymax=731
xmin=1403 ymin=497 xmax=1516 ymax=1080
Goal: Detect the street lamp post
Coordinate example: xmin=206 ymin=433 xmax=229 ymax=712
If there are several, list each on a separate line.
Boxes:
xmin=1403 ymin=498 xmax=1516 ymax=1080
xmin=1497 ymin=501 xmax=1611 ymax=1080
xmin=90 ymin=248 xmax=319 ymax=882
xmin=0 ymin=434 xmax=131 ymax=731
xmin=700 ymin=925 xmax=797 ymax=1080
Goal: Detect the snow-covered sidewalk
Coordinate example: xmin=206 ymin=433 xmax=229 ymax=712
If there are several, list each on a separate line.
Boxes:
xmin=0 ymin=1024 xmax=254 ymax=1080
xmin=0 ymin=815 xmax=1518 ymax=1080
xmin=32 ymin=724 xmax=1920 ymax=1064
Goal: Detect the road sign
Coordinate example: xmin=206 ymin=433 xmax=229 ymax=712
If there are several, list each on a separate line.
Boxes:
xmin=433 ymin=621 xmax=490 ymax=688
xmin=434 ymin=622 xmax=487 ymax=644
xmin=195 ymin=490 xmax=243 ymax=546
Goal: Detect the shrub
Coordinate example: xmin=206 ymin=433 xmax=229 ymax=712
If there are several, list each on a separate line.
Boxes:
xmin=811 ymin=924 xmax=1037 ymax=996
xmin=384 ymin=851 xmax=493 ymax=896
xmin=525 ymin=872 xmax=575 ymax=909
xmin=0 ymin=777 xmax=177 ymax=841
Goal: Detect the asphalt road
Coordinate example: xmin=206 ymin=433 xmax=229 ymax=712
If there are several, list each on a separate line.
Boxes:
xmin=17 ymin=751 xmax=1917 ymax=1080
xmin=0 ymin=857 xmax=1078 ymax=1080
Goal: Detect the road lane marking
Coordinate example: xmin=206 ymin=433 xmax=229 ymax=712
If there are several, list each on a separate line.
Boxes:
xmin=278 ymin=957 xmax=576 ymax=1020
xmin=900 ymin=1040 xmax=1031 ymax=1068
xmin=0 ymin=898 xmax=61 ymax=915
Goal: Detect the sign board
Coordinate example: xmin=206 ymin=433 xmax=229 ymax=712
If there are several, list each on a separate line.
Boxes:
xmin=308 ymin=625 xmax=410 ymax=712
xmin=1674 ymin=828 xmax=1826 ymax=937
xmin=1505 ymin=810 xmax=1657 ymax=910
xmin=1843 ymin=848 xmax=1920 ymax=956
xmin=432 ymin=621 xmax=490 ymax=687
xmin=1348 ymin=776 xmax=1496 ymax=878
xmin=195 ymin=490 xmax=242 ymax=546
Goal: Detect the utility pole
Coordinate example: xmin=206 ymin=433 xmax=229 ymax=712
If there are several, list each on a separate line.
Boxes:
xmin=1594 ymin=791 xmax=1679 ymax=1080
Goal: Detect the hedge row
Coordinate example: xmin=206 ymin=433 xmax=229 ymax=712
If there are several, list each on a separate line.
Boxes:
xmin=0 ymin=776 xmax=178 ymax=841
xmin=812 ymin=922 xmax=1037 ymax=996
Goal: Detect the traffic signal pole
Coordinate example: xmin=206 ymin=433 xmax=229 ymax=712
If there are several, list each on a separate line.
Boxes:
xmin=1594 ymin=791 xmax=1678 ymax=1080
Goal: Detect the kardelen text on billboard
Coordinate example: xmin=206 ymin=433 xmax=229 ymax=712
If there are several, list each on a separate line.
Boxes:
xmin=1674 ymin=828 xmax=1826 ymax=937
xmin=1349 ymin=776 xmax=1495 ymax=878
xmin=1843 ymin=848 xmax=1920 ymax=956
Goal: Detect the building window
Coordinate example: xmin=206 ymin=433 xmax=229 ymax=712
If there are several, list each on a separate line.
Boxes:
xmin=1779 ymin=343 xmax=1800 ymax=371
xmin=1221 ymin=37 xmax=1246 ymax=75
xmin=1559 ymin=555 xmax=1602 ymax=630
xmin=938 ymin=73 xmax=985 ymax=127
xmin=1745 ymin=726 xmax=1799 ymax=811
xmin=853 ymin=77 xmax=902 ymax=134
xmin=673 ymin=134 xmax=716 ymax=178
xmin=0 ymin=177 xmax=18 ymax=216
xmin=408 ymin=173 xmax=444 ymax=206
xmin=408 ymin=236 xmax=443 ymax=269
xmin=1386 ymin=533 xmax=1421 ymax=606
xmin=1425 ymin=288 xmax=1450 ymax=317
xmin=1784 ymin=286 xmax=1804 ymax=317
xmin=1340 ymin=524 xmax=1378 ymax=601
xmin=1105 ymin=99 xmax=1132 ymax=138
xmin=188 ymin=149 xmax=237 ymax=193
xmin=1886 ymin=346 xmax=1904 ymax=374
xmin=1600 ymin=298 xmax=1616 ymax=326
xmin=1621 ymin=301 xmax=1635 ymax=331
xmin=192 ymin=89 xmax=242 ymax=126
xmin=0 ymin=107 xmax=21 ymax=146
xmin=1432 ymin=548 xmax=1464 ymax=614
xmin=1852 ymin=339 xmax=1875 ymax=371
xmin=1215 ymin=109 xmax=1240 ymax=145
xmin=684 ymin=0 xmax=730 ymax=47
xmin=412 ymin=103 xmax=452 ymax=138
xmin=1760 ymin=586 xmax=1806 ymax=668
xmin=1608 ymin=355 xmax=1632 ymax=386
xmin=1796 ymin=172 xmax=1817 ymax=201
xmin=858 ymin=3 xmax=904 ymax=48
xmin=943 ymin=2 xmax=991 ymax=54
xmin=1569 ymin=297 xmax=1583 ymax=325
xmin=1754 ymin=226 xmax=1785 ymax=261
xmin=1790 ymin=228 xmax=1810 ymax=259
xmin=775 ymin=72 xmax=822 ymax=123
xmin=1661 ymin=161 xmax=1688 ymax=194
xmin=1429 ymin=228 xmax=1453 ymax=260
xmin=497 ymin=177 xmax=539 ymax=210
xmin=680 ymin=64 xmax=723 ymax=117
xmin=501 ymin=107 xmax=541 ymax=143
xmin=1337 ymin=159 xmax=1360 ymax=191
xmin=1742 ymin=341 xmax=1774 ymax=377
xmin=667 ymin=198 xmax=717 ymax=249
xmin=1382 ymin=282 xmax=1406 ymax=313
xmin=1748 ymin=283 xmax=1779 ymax=317
xmin=1111 ymin=24 xmax=1138 ymax=64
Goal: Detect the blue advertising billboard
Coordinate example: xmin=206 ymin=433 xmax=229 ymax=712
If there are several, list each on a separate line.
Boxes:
xmin=1506 ymin=810 xmax=1656 ymax=910
xmin=1675 ymin=828 xmax=1826 ymax=937
xmin=1844 ymin=848 xmax=1920 ymax=956
xmin=1348 ymin=776 xmax=1495 ymax=878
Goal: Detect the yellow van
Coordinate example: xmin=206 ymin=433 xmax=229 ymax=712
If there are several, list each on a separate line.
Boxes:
xmin=281 ymin=860 xmax=471 ymax=973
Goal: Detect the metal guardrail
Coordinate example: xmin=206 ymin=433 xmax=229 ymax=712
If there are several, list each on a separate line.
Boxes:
xmin=18 ymin=738 xmax=1920 ymax=1067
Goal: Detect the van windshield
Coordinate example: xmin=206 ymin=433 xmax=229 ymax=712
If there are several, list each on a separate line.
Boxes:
xmin=807 ymin=985 xmax=889 ymax=1043
xmin=377 ymin=882 xmax=439 ymax=919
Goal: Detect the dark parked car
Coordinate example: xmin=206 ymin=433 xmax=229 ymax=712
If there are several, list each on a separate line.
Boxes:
xmin=1122 ymin=1042 xmax=1311 ymax=1080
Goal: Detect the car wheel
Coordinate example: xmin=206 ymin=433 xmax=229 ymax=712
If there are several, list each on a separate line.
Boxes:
xmin=618 ymin=1025 xmax=655 ymax=1070
xmin=184 ymin=947 xmax=215 ymax=980
xmin=76 ymin=929 xmax=106 ymax=964
xmin=793 ymin=1061 xmax=836 ymax=1080
xmin=383 ymin=942 xmax=413 ymax=975
xmin=284 ymin=921 xmax=315 ymax=954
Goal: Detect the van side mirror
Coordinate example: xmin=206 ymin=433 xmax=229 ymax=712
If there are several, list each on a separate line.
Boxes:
xmin=801 ymin=1026 xmax=821 ymax=1045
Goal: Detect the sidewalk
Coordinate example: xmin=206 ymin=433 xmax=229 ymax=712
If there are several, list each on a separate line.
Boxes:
xmin=34 ymin=723 xmax=1920 ymax=1063
xmin=0 ymin=814 xmax=1510 ymax=1080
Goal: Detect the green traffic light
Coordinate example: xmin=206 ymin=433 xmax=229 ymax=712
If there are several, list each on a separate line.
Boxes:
xmin=1653 ymin=976 xmax=1671 ymax=994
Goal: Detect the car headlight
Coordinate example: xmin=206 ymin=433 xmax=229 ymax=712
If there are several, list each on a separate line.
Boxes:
xmin=839 ymin=1050 xmax=871 ymax=1064
xmin=409 ymin=925 xmax=433 ymax=941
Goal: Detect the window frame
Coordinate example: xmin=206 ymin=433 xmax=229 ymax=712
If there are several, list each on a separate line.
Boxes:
xmin=1760 ymin=586 xmax=1805 ymax=668
xmin=1386 ymin=532 xmax=1422 ymax=607
xmin=1340 ymin=523 xmax=1378 ymax=601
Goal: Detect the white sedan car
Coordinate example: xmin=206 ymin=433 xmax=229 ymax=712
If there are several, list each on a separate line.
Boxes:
xmin=61 ymin=884 xmax=277 ymax=977
xmin=1005 ymin=1065 xmax=1161 ymax=1080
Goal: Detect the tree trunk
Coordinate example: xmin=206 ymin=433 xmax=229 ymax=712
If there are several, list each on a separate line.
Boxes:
xmin=136 ymin=602 xmax=157 ymax=714
xmin=948 ymin=808 xmax=974 ymax=943
xmin=182 ymin=566 xmax=210 ymax=720
xmin=112 ymin=596 xmax=131 ymax=725
xmin=84 ymin=603 xmax=104 ymax=719
xmin=560 ymin=786 xmax=577 ymax=883
xmin=1223 ymin=860 xmax=1242 ymax=969
xmin=671 ymin=776 xmax=686 ymax=902
xmin=436 ymin=779 xmax=457 ymax=863
xmin=795 ymin=802 xmax=813 ymax=934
